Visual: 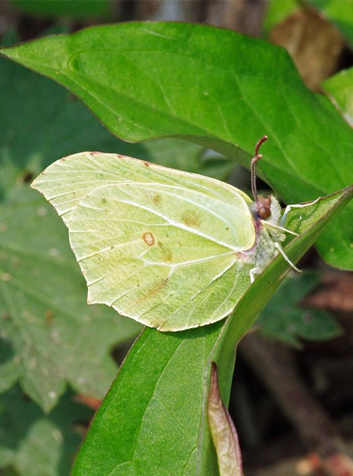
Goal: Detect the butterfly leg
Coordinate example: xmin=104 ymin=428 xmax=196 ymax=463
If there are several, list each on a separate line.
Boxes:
xmin=249 ymin=266 xmax=261 ymax=283
xmin=274 ymin=242 xmax=301 ymax=272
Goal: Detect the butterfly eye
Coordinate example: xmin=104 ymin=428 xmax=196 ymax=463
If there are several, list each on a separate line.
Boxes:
xmin=256 ymin=196 xmax=271 ymax=219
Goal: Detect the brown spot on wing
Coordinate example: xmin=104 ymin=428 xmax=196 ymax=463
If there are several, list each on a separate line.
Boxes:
xmin=157 ymin=241 xmax=172 ymax=261
xmin=181 ymin=210 xmax=201 ymax=228
xmin=136 ymin=277 xmax=169 ymax=303
xmin=162 ymin=250 xmax=173 ymax=262
xmin=142 ymin=232 xmax=155 ymax=246
xmin=152 ymin=194 xmax=161 ymax=205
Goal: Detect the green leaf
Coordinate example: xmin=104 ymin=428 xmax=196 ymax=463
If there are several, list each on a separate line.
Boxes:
xmin=0 ymin=386 xmax=93 ymax=476
xmin=11 ymin=0 xmax=111 ymax=18
xmin=322 ymin=67 xmax=353 ymax=127
xmin=0 ymin=341 xmax=20 ymax=394
xmin=0 ymin=50 xmax=225 ymax=203
xmin=2 ymin=22 xmax=353 ymax=269
xmin=0 ymin=186 xmax=141 ymax=412
xmin=257 ymin=272 xmax=342 ymax=348
xmin=70 ymin=185 xmax=353 ymax=476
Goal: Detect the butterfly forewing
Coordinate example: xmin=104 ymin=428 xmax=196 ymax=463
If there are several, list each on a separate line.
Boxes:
xmin=32 ymin=152 xmax=252 ymax=223
xmin=32 ymin=152 xmax=257 ymax=331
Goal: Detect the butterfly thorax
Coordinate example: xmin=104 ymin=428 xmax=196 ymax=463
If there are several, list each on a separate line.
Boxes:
xmin=245 ymin=194 xmax=286 ymax=279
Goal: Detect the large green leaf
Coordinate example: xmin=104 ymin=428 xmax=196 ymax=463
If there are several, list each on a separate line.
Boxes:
xmin=0 ymin=49 xmax=228 ymax=202
xmin=0 ymin=386 xmax=93 ymax=476
xmin=2 ymin=22 xmax=353 ymax=269
xmin=70 ymin=185 xmax=353 ymax=476
xmin=0 ymin=186 xmax=141 ymax=412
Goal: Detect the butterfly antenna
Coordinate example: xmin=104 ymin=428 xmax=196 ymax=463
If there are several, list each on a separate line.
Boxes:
xmin=251 ymin=135 xmax=268 ymax=201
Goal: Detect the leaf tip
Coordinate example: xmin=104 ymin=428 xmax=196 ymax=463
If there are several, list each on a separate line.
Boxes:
xmin=208 ymin=361 xmax=243 ymax=476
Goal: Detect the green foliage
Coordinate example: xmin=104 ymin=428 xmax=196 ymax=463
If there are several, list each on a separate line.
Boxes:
xmin=0 ymin=33 xmax=233 ymax=412
xmin=11 ymin=0 xmax=111 ymax=18
xmin=257 ymin=273 xmax=342 ymax=347
xmin=0 ymin=386 xmax=93 ymax=476
xmin=1 ymin=16 xmax=353 ymax=476
xmin=0 ymin=50 xmax=225 ymax=202
xmin=2 ymin=22 xmax=353 ymax=269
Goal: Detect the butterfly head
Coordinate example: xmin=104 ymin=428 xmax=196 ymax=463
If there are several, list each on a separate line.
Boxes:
xmin=255 ymin=195 xmax=271 ymax=220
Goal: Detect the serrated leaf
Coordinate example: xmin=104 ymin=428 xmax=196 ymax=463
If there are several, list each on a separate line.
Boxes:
xmin=0 ymin=386 xmax=93 ymax=476
xmin=70 ymin=186 xmax=353 ymax=476
xmin=0 ymin=186 xmax=141 ymax=412
xmin=257 ymin=272 xmax=342 ymax=348
xmin=2 ymin=23 xmax=353 ymax=268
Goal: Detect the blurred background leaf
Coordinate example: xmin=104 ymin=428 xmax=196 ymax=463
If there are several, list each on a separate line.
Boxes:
xmin=0 ymin=386 xmax=93 ymax=476
xmin=10 ymin=0 xmax=111 ymax=19
xmin=0 ymin=186 xmax=141 ymax=412
xmin=257 ymin=273 xmax=341 ymax=348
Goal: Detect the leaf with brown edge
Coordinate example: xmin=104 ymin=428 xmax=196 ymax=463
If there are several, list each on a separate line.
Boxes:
xmin=208 ymin=362 xmax=243 ymax=476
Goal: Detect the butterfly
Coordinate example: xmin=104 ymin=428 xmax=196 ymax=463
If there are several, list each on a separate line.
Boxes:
xmin=31 ymin=137 xmax=300 ymax=331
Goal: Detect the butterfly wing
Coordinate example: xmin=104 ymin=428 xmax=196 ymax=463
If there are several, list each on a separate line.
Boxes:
xmin=32 ymin=152 xmax=256 ymax=331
